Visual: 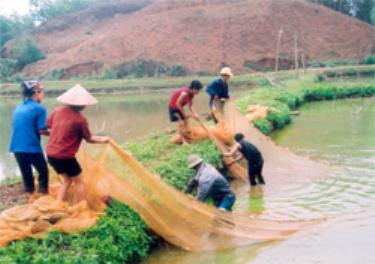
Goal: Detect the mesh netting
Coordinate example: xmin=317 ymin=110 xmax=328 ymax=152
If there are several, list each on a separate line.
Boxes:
xmin=0 ymin=101 xmax=325 ymax=250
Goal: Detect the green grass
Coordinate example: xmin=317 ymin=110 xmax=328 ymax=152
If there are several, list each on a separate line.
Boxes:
xmin=125 ymin=134 xmax=223 ymax=190
xmin=0 ymin=176 xmax=22 ymax=186
xmin=237 ymin=74 xmax=375 ymax=134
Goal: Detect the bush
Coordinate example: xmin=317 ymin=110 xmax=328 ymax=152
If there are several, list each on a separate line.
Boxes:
xmin=167 ymin=65 xmax=187 ymax=77
xmin=253 ymin=119 xmax=273 ymax=135
xmin=362 ymin=54 xmax=375 ymax=65
xmin=243 ymin=60 xmax=257 ymax=70
xmin=43 ymin=68 xmax=65 ymax=80
xmin=266 ymin=102 xmax=291 ymax=130
xmin=9 ymin=39 xmax=46 ymax=70
xmin=100 ymin=65 xmax=117 ymax=80
xmin=0 ymin=58 xmax=17 ymax=80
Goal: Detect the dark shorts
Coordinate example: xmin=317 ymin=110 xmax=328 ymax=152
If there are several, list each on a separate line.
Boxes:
xmin=47 ymin=156 xmax=82 ymax=177
xmin=169 ymin=107 xmax=184 ymax=122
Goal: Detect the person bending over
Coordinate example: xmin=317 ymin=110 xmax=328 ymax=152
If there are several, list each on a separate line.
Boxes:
xmin=185 ymin=155 xmax=236 ymax=211
xmin=168 ymin=80 xmax=203 ymax=144
xmin=224 ymin=133 xmax=265 ymax=186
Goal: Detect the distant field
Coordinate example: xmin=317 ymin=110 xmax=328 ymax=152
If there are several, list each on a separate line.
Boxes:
xmin=1 ymin=65 xmax=374 ymax=97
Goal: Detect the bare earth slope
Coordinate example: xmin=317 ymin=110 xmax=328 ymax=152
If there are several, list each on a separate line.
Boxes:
xmin=21 ymin=0 xmax=375 ymax=77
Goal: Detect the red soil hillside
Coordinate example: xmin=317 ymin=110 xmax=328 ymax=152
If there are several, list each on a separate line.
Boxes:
xmin=18 ymin=0 xmax=375 ymax=77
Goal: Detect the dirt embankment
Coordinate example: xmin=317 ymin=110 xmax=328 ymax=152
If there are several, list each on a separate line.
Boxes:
xmin=10 ymin=0 xmax=374 ymax=78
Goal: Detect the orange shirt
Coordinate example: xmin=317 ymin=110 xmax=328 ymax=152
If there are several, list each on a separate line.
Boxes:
xmin=46 ymin=106 xmax=92 ymax=159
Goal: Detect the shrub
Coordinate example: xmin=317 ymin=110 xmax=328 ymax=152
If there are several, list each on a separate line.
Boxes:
xmin=167 ymin=65 xmax=187 ymax=77
xmin=362 ymin=54 xmax=375 ymax=65
xmin=9 ymin=39 xmax=46 ymax=70
xmin=252 ymin=119 xmax=273 ymax=135
xmin=266 ymin=101 xmax=291 ymax=130
xmin=44 ymin=68 xmax=65 ymax=80
xmin=243 ymin=60 xmax=257 ymax=70
xmin=100 ymin=65 xmax=117 ymax=80
xmin=0 ymin=58 xmax=17 ymax=80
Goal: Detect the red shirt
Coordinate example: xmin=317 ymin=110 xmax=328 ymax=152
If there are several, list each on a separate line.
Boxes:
xmin=46 ymin=106 xmax=92 ymax=159
xmin=168 ymin=87 xmax=194 ymax=109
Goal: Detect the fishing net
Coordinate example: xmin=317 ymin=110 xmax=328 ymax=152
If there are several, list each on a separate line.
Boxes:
xmin=0 ymin=100 xmax=325 ymax=251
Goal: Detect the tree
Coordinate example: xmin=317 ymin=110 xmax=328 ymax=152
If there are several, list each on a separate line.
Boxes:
xmin=0 ymin=58 xmax=17 ymax=80
xmin=29 ymin=0 xmax=126 ymax=23
xmin=9 ymin=39 xmax=46 ymax=70
xmin=354 ymin=0 xmax=374 ymax=23
xmin=309 ymin=0 xmax=375 ymax=25
xmin=0 ymin=16 xmax=16 ymax=48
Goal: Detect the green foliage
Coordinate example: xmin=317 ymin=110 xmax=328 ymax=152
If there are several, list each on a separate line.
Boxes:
xmin=0 ymin=201 xmax=154 ymax=264
xmin=167 ymin=65 xmax=187 ymax=77
xmin=266 ymin=101 xmax=292 ymax=130
xmin=154 ymin=141 xmax=223 ymax=190
xmin=41 ymin=68 xmax=66 ymax=81
xmin=9 ymin=39 xmax=46 ymax=70
xmin=362 ymin=54 xmax=375 ymax=65
xmin=126 ymin=134 xmax=175 ymax=163
xmin=126 ymin=134 xmax=223 ymax=190
xmin=252 ymin=119 xmax=273 ymax=135
xmin=307 ymin=60 xmax=355 ymax=68
xmin=100 ymin=65 xmax=117 ymax=80
xmin=0 ymin=16 xmax=16 ymax=48
xmin=30 ymin=0 xmax=100 ymax=22
xmin=243 ymin=60 xmax=257 ymax=70
xmin=315 ymin=67 xmax=375 ymax=81
xmin=0 ymin=58 xmax=17 ymax=80
xmin=308 ymin=0 xmax=374 ymax=24
xmin=237 ymin=73 xmax=375 ymax=135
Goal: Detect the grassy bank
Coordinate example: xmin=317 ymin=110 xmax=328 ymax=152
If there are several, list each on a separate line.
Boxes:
xmin=0 ymin=135 xmax=223 ymax=263
xmin=1 ymin=65 xmax=374 ymax=97
xmin=236 ymin=74 xmax=375 ymax=134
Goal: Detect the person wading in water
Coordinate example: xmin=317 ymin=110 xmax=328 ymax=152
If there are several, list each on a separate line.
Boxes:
xmin=224 ymin=133 xmax=266 ymax=187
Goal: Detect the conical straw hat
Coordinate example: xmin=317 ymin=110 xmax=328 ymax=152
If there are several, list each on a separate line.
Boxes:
xmin=57 ymin=84 xmax=98 ymax=106
xmin=188 ymin=155 xmax=203 ymax=169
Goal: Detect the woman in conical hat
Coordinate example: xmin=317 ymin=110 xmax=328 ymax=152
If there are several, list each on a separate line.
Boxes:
xmin=46 ymin=84 xmax=109 ymax=202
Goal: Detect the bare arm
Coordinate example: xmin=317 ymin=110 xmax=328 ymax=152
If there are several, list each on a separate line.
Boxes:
xmin=176 ymin=92 xmax=188 ymax=118
xmin=86 ymin=136 xmax=110 ymax=144
xmin=224 ymin=143 xmax=240 ymax=157
xmin=188 ymin=102 xmax=198 ymax=119
xmin=225 ymin=154 xmax=244 ymax=167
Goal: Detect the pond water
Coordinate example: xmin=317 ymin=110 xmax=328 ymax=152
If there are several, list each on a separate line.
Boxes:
xmin=144 ymin=98 xmax=375 ymax=264
xmin=0 ymin=91 xmax=211 ymax=181
xmin=1 ymin=92 xmax=374 ymax=263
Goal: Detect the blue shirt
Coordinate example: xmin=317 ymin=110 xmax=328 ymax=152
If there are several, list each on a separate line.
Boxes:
xmin=206 ymin=78 xmax=229 ymax=98
xmin=9 ymin=98 xmax=47 ymax=154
